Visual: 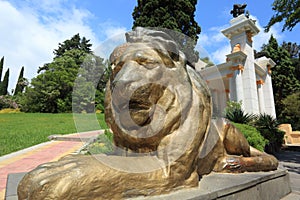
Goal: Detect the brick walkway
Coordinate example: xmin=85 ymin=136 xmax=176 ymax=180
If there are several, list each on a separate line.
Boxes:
xmin=0 ymin=131 xmax=101 ymax=200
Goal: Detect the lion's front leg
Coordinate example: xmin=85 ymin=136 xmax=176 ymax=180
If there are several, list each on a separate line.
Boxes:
xmin=17 ymin=155 xmax=108 ymax=199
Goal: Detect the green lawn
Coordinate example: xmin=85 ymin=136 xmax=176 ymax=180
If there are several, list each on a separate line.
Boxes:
xmin=0 ymin=113 xmax=108 ymax=156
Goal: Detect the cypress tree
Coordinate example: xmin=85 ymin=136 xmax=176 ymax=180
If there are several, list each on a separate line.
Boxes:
xmin=0 ymin=57 xmax=3 ymax=81
xmin=0 ymin=57 xmax=3 ymax=94
xmin=14 ymin=66 xmax=25 ymax=96
xmin=0 ymin=69 xmax=9 ymax=95
xmin=260 ymin=35 xmax=300 ymax=116
xmin=132 ymin=0 xmax=201 ymax=66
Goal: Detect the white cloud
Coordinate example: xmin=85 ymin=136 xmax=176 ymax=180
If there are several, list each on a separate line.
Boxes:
xmin=211 ymin=45 xmax=231 ymax=64
xmin=94 ymin=22 xmax=127 ymax=59
xmin=250 ymin=16 xmax=283 ymax=51
xmin=0 ymin=0 xmax=99 ymax=92
xmin=198 ymin=33 xmax=209 ymax=46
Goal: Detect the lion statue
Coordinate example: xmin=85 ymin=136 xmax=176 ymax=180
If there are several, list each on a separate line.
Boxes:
xmin=18 ymin=27 xmax=278 ymax=200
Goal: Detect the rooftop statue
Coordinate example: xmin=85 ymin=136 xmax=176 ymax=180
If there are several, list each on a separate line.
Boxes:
xmin=230 ymin=3 xmax=248 ymax=18
xmin=18 ymin=27 xmax=278 ymax=199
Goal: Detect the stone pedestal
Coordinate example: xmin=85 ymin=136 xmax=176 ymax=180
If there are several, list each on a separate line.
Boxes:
xmin=131 ymin=169 xmax=291 ymax=200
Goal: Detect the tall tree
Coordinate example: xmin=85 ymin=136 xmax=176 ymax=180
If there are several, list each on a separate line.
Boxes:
xmin=14 ymin=66 xmax=25 ymax=96
xmin=54 ymin=33 xmax=92 ymax=58
xmin=132 ymin=0 xmax=201 ymax=66
xmin=0 ymin=56 xmax=3 ymax=94
xmin=265 ymin=0 xmax=300 ymax=32
xmin=259 ymin=35 xmax=300 ymax=117
xmin=282 ymin=41 xmax=300 ymax=82
xmin=21 ymin=34 xmax=103 ymax=113
xmin=0 ymin=69 xmax=9 ymax=95
xmin=37 ymin=34 xmax=93 ymax=74
xmin=0 ymin=57 xmax=3 ymax=82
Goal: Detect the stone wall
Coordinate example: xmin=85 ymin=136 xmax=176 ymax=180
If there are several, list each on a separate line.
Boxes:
xmin=279 ymin=124 xmax=300 ymax=144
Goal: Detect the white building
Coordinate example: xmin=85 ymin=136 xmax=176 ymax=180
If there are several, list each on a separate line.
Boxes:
xmin=197 ymin=14 xmax=276 ymax=118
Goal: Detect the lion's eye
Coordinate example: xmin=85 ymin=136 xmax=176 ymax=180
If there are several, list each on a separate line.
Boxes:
xmin=135 ymin=53 xmax=159 ymax=68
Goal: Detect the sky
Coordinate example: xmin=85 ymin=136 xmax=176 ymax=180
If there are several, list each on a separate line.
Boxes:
xmin=0 ymin=0 xmax=299 ymax=92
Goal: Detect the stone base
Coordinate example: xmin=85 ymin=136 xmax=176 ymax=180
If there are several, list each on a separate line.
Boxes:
xmin=7 ymin=170 xmax=291 ymax=200
xmin=131 ymin=169 xmax=291 ymax=200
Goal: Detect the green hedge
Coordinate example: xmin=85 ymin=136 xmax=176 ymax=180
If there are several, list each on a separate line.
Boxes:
xmin=233 ymin=123 xmax=268 ymax=152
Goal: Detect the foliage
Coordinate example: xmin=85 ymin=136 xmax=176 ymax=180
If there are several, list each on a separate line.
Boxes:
xmin=14 ymin=67 xmax=27 ymax=96
xmin=224 ymin=101 xmax=242 ymax=114
xmin=200 ymin=57 xmax=214 ymax=67
xmin=0 ymin=68 xmax=9 ymax=95
xmin=84 ymin=129 xmax=114 ymax=154
xmin=233 ymin=123 xmax=268 ymax=152
xmin=132 ymin=0 xmax=201 ymax=65
xmin=0 ymin=113 xmax=108 ymax=156
xmin=281 ymin=92 xmax=300 ymax=130
xmin=281 ymin=41 xmax=300 ymax=82
xmin=53 ymin=33 xmax=92 ymax=59
xmin=22 ymin=34 xmax=107 ymax=113
xmin=0 ymin=57 xmax=3 ymax=89
xmin=224 ymin=101 xmax=256 ymax=124
xmin=259 ymin=35 xmax=300 ymax=117
xmin=265 ymin=0 xmax=300 ymax=32
xmin=0 ymin=95 xmax=18 ymax=109
xmin=72 ymin=55 xmax=107 ymax=113
xmin=254 ymin=114 xmax=284 ymax=153
xmin=22 ymin=48 xmax=86 ymax=112
xmin=282 ymin=41 xmax=300 ymax=58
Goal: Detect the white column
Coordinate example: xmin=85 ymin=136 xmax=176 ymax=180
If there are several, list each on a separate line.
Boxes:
xmin=229 ymin=75 xmax=236 ymax=101
xmin=234 ymin=69 xmax=244 ymax=110
xmin=257 ymin=81 xmax=265 ymax=114
xmin=263 ymin=72 xmax=276 ymax=118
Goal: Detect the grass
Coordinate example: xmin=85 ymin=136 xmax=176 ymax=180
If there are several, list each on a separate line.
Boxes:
xmin=0 ymin=113 xmax=108 ymax=156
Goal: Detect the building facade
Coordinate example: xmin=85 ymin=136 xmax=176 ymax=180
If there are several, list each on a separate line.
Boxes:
xmin=197 ymin=14 xmax=276 ymax=118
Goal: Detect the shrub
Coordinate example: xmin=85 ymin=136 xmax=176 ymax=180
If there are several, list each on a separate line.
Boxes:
xmin=225 ymin=105 xmax=256 ymax=124
xmin=280 ymin=92 xmax=300 ymax=130
xmin=233 ymin=123 xmax=268 ymax=152
xmin=254 ymin=113 xmax=284 ymax=153
xmin=0 ymin=95 xmax=18 ymax=109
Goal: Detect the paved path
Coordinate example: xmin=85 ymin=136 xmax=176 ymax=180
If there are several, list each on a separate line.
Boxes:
xmin=0 ymin=131 xmax=101 ymax=200
xmin=275 ymin=149 xmax=300 ymax=199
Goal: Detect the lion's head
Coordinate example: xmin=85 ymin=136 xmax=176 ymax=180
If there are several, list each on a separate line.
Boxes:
xmin=105 ymin=28 xmax=211 ymax=160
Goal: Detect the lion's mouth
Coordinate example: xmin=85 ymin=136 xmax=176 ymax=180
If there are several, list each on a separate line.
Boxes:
xmin=112 ymin=83 xmax=166 ymax=130
xmin=129 ymin=83 xmax=165 ymax=127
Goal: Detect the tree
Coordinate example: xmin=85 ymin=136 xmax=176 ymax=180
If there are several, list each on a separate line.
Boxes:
xmin=54 ymin=33 xmax=92 ymax=58
xmin=132 ymin=0 xmax=201 ymax=66
xmin=22 ymin=34 xmax=102 ymax=113
xmin=265 ymin=0 xmax=300 ymax=32
xmin=0 ymin=57 xmax=3 ymax=83
xmin=282 ymin=41 xmax=300 ymax=58
xmin=72 ymin=55 xmax=107 ymax=113
xmin=0 ymin=69 xmax=9 ymax=95
xmin=281 ymin=92 xmax=300 ymax=130
xmin=0 ymin=57 xmax=3 ymax=94
xmin=14 ymin=66 xmax=26 ymax=96
xmin=281 ymin=41 xmax=300 ymax=82
xmin=258 ymin=35 xmax=300 ymax=117
xmin=37 ymin=34 xmax=93 ymax=73
xmin=200 ymin=57 xmax=214 ymax=67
